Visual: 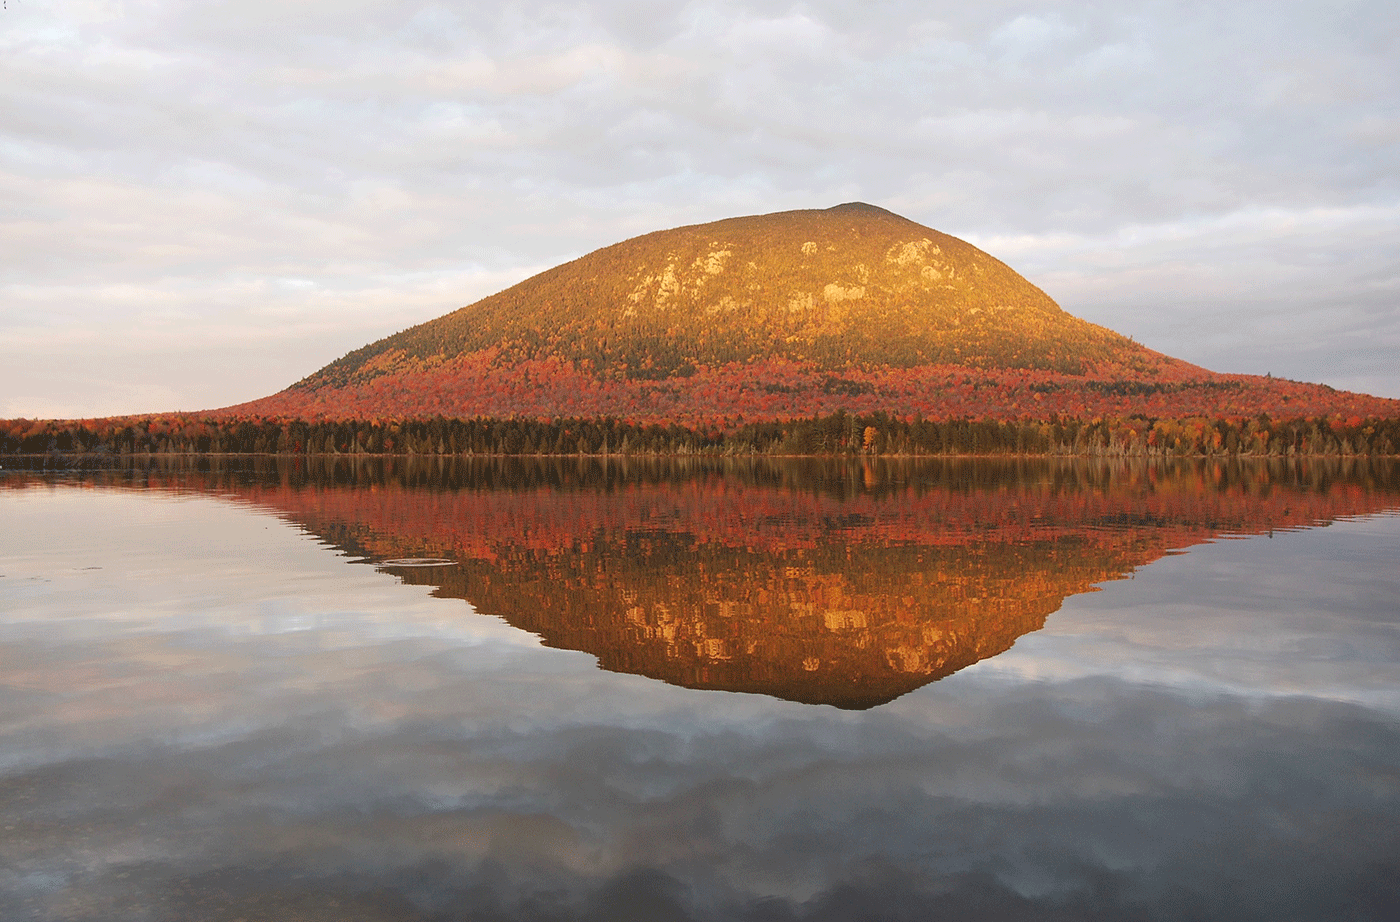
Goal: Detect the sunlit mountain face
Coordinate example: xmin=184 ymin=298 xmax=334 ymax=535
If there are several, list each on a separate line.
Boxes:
xmin=220 ymin=203 xmax=1400 ymax=425
xmin=21 ymin=456 xmax=1398 ymax=708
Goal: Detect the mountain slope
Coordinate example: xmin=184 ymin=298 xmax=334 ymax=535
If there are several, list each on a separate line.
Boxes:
xmin=303 ymin=203 xmax=1159 ymax=386
xmin=228 ymin=204 xmax=1398 ymax=424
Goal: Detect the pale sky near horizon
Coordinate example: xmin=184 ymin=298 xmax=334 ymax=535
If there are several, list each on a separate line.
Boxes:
xmin=3 ymin=0 xmax=1398 ymax=419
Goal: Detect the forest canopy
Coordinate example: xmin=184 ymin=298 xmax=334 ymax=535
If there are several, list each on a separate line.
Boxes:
xmin=3 ymin=412 xmax=1398 ymax=460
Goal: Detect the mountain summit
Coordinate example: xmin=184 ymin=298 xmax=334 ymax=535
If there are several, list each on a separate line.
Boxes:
xmin=231 ymin=205 xmax=1397 ymax=424
xmin=305 ymin=202 xmax=1150 ymax=385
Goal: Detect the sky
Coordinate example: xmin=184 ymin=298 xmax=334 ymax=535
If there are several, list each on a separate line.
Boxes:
xmin=2 ymin=0 xmax=1398 ymax=419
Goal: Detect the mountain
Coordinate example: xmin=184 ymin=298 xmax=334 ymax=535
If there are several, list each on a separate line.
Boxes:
xmin=227 ymin=204 xmax=1400 ymax=424
xmin=302 ymin=202 xmax=1155 ymax=382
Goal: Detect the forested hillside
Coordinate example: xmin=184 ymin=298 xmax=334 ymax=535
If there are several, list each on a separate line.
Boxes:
xmin=223 ymin=203 xmax=1399 ymax=426
xmin=8 ymin=204 xmax=1398 ymax=451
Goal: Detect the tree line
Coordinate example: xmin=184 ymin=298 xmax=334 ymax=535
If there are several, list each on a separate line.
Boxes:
xmin=3 ymin=411 xmax=1399 ymax=459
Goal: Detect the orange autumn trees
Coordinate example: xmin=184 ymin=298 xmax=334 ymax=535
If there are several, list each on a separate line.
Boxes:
xmin=212 ymin=204 xmax=1400 ymax=428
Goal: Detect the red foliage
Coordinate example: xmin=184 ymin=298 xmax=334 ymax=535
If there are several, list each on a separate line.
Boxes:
xmin=220 ymin=351 xmax=1400 ymax=429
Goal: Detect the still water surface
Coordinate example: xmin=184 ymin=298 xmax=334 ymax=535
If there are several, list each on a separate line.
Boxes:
xmin=2 ymin=458 xmax=1399 ymax=920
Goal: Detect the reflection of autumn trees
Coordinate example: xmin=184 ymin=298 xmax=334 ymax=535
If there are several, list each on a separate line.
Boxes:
xmin=11 ymin=458 xmax=1394 ymax=707
xmin=380 ymin=536 xmax=1087 ymax=709
xmin=72 ymin=455 xmax=1381 ymax=709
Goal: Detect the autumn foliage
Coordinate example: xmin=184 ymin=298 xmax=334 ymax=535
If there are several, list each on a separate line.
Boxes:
xmin=208 ymin=203 xmax=1400 ymax=429
xmin=6 ymin=204 xmax=1398 ymax=452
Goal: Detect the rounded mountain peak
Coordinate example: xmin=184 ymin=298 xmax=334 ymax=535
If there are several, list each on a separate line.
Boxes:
xmin=303 ymin=204 xmax=1134 ymax=390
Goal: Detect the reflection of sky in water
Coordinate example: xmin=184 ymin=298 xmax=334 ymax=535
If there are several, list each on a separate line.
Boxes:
xmin=2 ymin=484 xmax=1398 ymax=920
xmin=972 ymin=514 xmax=1400 ymax=710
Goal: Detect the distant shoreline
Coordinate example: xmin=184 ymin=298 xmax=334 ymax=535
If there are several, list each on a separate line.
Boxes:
xmin=4 ymin=447 xmax=1398 ymax=463
xmin=4 ymin=411 xmax=1399 ymax=460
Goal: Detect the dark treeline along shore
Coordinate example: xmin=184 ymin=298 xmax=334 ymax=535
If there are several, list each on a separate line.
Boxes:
xmin=10 ymin=449 xmax=1397 ymax=495
xmin=3 ymin=410 xmax=1400 ymax=462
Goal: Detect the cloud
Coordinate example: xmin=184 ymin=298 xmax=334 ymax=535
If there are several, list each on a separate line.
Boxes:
xmin=980 ymin=202 xmax=1400 ymax=390
xmin=2 ymin=0 xmax=1398 ymax=415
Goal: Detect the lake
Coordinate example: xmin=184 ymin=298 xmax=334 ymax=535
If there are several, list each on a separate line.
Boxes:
xmin=2 ymin=456 xmax=1399 ymax=921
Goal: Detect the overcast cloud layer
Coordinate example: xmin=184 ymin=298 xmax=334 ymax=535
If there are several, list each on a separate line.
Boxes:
xmin=3 ymin=0 xmax=1398 ymax=417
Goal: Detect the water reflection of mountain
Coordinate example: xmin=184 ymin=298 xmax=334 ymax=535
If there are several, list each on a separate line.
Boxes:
xmin=15 ymin=457 xmax=1399 ymax=708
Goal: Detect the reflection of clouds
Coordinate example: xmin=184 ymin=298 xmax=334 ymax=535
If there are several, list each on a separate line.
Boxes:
xmin=0 ymin=487 xmax=531 ymax=643
xmin=3 ymin=488 xmax=1400 ymax=919
xmin=970 ymin=514 xmax=1400 ymax=711
xmin=6 ymin=674 xmax=1400 ymax=920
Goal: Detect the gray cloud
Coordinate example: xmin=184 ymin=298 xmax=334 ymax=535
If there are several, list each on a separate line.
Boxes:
xmin=2 ymin=0 xmax=1398 ymax=416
